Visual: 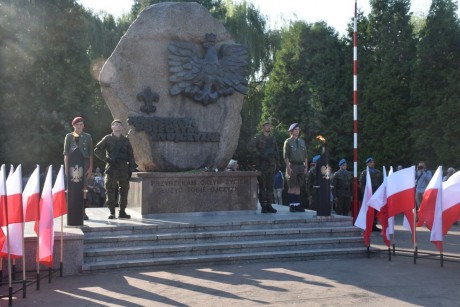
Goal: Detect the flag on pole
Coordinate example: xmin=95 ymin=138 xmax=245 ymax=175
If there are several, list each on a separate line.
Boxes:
xmin=3 ymin=165 xmax=22 ymax=225
xmin=441 ymin=171 xmax=460 ymax=235
xmin=1 ymin=165 xmax=24 ymax=258
xmin=23 ymin=165 xmax=40 ymax=222
xmin=369 ymin=166 xmax=390 ymax=247
xmin=52 ymin=165 xmax=67 ymax=218
xmin=386 ymin=166 xmax=415 ymax=235
xmin=0 ymin=165 xmax=6 ymax=251
xmin=35 ymin=166 xmax=54 ymax=267
xmin=416 ymin=166 xmax=443 ymax=251
xmin=354 ymin=167 xmax=374 ymax=246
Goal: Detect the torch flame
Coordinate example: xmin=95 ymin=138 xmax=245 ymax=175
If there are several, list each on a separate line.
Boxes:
xmin=316 ymin=135 xmax=326 ymax=142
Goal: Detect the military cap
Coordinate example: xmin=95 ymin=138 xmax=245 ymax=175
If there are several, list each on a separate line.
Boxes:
xmin=71 ymin=116 xmax=84 ymax=125
xmin=288 ymin=123 xmax=299 ymax=132
xmin=366 ymin=157 xmax=374 ymax=163
xmin=111 ymin=119 xmax=123 ymax=126
xmin=262 ymin=121 xmax=271 ymax=126
xmin=339 ymin=159 xmax=347 ymax=166
xmin=312 ymin=155 xmax=320 ymax=163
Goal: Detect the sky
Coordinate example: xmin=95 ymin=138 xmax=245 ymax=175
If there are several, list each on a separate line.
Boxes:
xmin=77 ymin=0 xmax=456 ymax=35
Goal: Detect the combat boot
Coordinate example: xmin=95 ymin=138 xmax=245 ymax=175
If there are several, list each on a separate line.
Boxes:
xmin=108 ymin=208 xmax=116 ymax=219
xmin=119 ymin=210 xmax=131 ymax=219
xmin=261 ymin=204 xmax=269 ymax=213
xmin=266 ymin=204 xmax=277 ymax=213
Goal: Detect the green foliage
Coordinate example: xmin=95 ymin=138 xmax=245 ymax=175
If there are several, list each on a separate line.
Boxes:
xmin=411 ymin=0 xmax=460 ymax=168
xmin=262 ymin=21 xmax=349 ymax=166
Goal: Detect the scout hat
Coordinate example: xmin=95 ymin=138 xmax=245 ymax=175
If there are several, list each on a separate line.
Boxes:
xmin=72 ymin=116 xmax=84 ymax=125
xmin=288 ymin=123 xmax=299 ymax=132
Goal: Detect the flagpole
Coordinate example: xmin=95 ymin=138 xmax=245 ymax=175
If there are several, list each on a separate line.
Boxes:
xmin=60 ymin=215 xmax=64 ymax=277
xmin=36 ymin=199 xmax=40 ymax=291
xmin=413 ymin=190 xmax=418 ymax=264
xmin=352 ymin=0 xmax=359 ymax=223
xmin=4 ymin=169 xmax=14 ymax=306
xmin=19 ymin=165 xmax=27 ymax=298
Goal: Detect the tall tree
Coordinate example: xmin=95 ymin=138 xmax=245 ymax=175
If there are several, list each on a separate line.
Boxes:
xmin=262 ymin=21 xmax=349 ymax=163
xmin=359 ymin=0 xmax=416 ymax=166
xmin=411 ymin=0 xmax=460 ymax=167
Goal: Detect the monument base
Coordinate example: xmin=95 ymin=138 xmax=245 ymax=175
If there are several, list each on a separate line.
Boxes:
xmin=128 ymin=171 xmax=259 ymax=216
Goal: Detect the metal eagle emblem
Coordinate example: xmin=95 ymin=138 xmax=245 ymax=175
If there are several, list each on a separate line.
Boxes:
xmin=168 ymin=33 xmax=248 ymax=105
xmin=321 ymin=164 xmax=332 ymax=180
xmin=70 ymin=164 xmax=83 ymax=183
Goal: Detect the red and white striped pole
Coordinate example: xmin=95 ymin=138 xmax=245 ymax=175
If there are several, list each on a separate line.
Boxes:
xmin=352 ymin=0 xmax=359 ymax=222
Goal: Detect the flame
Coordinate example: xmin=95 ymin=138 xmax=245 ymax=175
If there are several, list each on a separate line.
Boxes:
xmin=316 ymin=135 xmax=326 ymax=142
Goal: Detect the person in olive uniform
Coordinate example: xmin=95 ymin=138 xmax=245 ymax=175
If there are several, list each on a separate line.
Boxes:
xmin=305 ymin=155 xmax=320 ymax=210
xmin=94 ymin=120 xmax=137 ymax=219
xmin=332 ymin=159 xmax=353 ymax=216
xmin=247 ymin=121 xmax=279 ymax=213
xmin=359 ymin=157 xmax=383 ymax=231
xmin=283 ymin=123 xmax=308 ymax=212
xmin=63 ymin=116 xmax=94 ymax=220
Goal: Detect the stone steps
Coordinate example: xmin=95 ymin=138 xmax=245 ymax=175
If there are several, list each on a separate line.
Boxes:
xmin=82 ymin=247 xmax=366 ymax=271
xmin=83 ymin=226 xmax=360 ymax=249
xmin=84 ymin=236 xmax=364 ymax=263
xmin=81 ymin=215 xmax=366 ymax=272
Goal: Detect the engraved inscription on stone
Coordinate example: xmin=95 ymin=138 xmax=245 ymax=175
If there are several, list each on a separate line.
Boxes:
xmin=128 ymin=116 xmax=220 ymax=142
xmin=150 ymin=177 xmax=250 ymax=194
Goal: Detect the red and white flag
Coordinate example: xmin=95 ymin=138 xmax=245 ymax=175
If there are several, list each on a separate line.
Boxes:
xmin=1 ymin=165 xmax=24 ymax=258
xmin=52 ymin=165 xmax=67 ymax=218
xmin=0 ymin=165 xmax=7 ymax=252
xmin=35 ymin=166 xmax=54 ymax=267
xmin=4 ymin=165 xmax=23 ymax=225
xmin=416 ymin=166 xmax=443 ymax=251
xmin=386 ymin=166 xmax=415 ymax=235
xmin=441 ymin=171 xmax=460 ymax=235
xmin=354 ymin=167 xmax=374 ymax=246
xmin=368 ymin=166 xmax=390 ymax=247
xmin=23 ymin=165 xmax=40 ymax=222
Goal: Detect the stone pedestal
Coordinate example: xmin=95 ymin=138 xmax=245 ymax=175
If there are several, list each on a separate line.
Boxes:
xmin=128 ymin=171 xmax=259 ymax=216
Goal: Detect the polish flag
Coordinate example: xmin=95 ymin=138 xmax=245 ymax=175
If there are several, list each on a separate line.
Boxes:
xmin=52 ymin=165 xmax=67 ymax=218
xmin=4 ymin=165 xmax=23 ymax=225
xmin=1 ymin=165 xmax=24 ymax=258
xmin=23 ymin=165 xmax=40 ymax=222
xmin=0 ymin=166 xmax=7 ymax=252
xmin=387 ymin=166 xmax=416 ymax=236
xmin=35 ymin=166 xmax=54 ymax=267
xmin=369 ymin=166 xmax=390 ymax=247
xmin=354 ymin=167 xmax=374 ymax=246
xmin=441 ymin=171 xmax=460 ymax=235
xmin=417 ymin=166 xmax=443 ymax=251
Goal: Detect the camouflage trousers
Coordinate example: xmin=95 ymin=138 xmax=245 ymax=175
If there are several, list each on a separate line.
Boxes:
xmin=257 ymin=167 xmax=275 ymax=206
xmin=104 ymin=164 xmax=130 ymax=211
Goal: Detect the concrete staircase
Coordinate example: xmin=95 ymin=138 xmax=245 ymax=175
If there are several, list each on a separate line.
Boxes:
xmin=81 ymin=215 xmax=365 ymax=272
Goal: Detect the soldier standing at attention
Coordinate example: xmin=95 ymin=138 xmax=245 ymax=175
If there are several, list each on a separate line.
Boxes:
xmin=94 ymin=120 xmax=137 ymax=219
xmin=247 ymin=121 xmax=279 ymax=213
xmin=63 ymin=116 xmax=93 ymax=221
xmin=332 ymin=159 xmax=353 ymax=216
xmin=359 ymin=157 xmax=383 ymax=231
xmin=284 ymin=123 xmax=308 ymax=212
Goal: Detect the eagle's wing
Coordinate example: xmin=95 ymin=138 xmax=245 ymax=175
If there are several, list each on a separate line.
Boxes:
xmin=168 ymin=41 xmax=204 ymax=96
xmin=217 ymin=43 xmax=248 ymax=95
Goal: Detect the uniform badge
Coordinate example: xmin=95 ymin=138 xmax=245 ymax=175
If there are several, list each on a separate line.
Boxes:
xmin=70 ymin=164 xmax=83 ymax=183
xmin=321 ymin=164 xmax=332 ymax=180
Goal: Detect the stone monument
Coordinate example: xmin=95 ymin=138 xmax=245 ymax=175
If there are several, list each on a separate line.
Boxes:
xmin=99 ymin=2 xmax=259 ymax=215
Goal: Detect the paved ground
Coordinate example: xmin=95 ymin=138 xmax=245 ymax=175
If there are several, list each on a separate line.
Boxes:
xmin=3 ymin=208 xmax=460 ymax=307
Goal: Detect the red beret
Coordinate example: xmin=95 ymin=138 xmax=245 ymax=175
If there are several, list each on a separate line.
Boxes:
xmin=72 ymin=117 xmax=84 ymax=125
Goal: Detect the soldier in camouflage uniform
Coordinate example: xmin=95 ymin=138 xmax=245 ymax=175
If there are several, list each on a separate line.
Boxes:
xmin=359 ymin=157 xmax=383 ymax=231
xmin=94 ymin=120 xmax=137 ymax=219
xmin=332 ymin=159 xmax=353 ymax=216
xmin=247 ymin=121 xmax=279 ymax=213
xmin=283 ymin=123 xmax=308 ymax=212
